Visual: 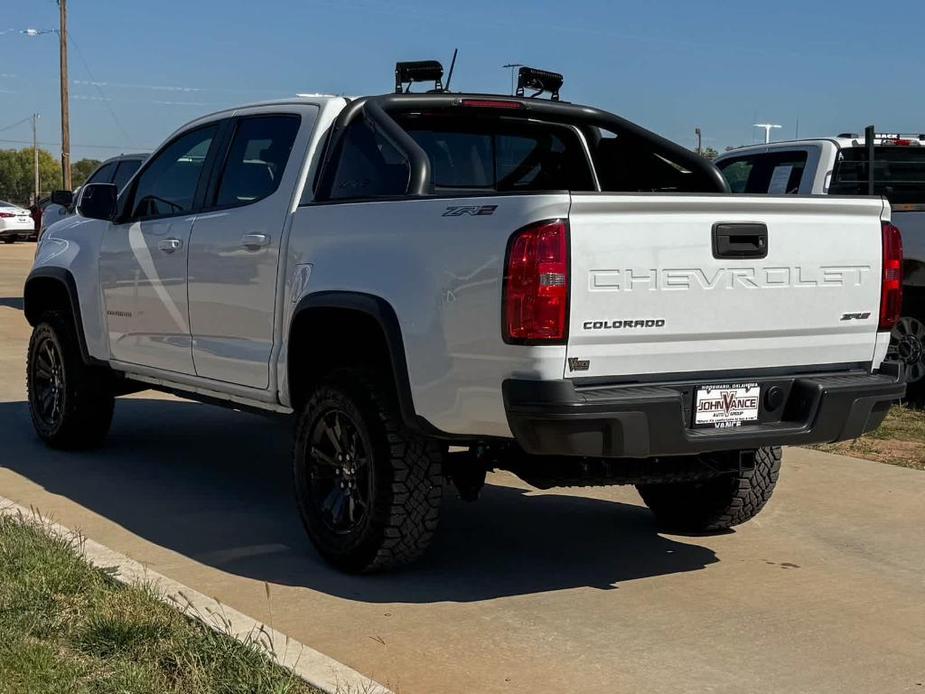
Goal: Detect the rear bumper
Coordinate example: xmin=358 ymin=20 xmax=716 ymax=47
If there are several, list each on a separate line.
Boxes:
xmin=0 ymin=226 xmax=33 ymax=239
xmin=503 ymin=367 xmax=905 ymax=458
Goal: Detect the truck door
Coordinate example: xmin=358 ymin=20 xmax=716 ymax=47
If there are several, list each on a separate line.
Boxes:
xmin=186 ymin=110 xmax=311 ymax=389
xmin=99 ymin=123 xmax=220 ymax=374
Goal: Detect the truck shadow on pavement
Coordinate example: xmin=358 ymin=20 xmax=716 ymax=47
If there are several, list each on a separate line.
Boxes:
xmin=0 ymin=398 xmax=718 ymax=603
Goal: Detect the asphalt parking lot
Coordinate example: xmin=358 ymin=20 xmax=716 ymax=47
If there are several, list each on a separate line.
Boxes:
xmin=1 ymin=242 xmax=924 ymax=694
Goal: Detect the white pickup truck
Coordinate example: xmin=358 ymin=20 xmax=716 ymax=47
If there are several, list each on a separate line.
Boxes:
xmin=716 ymin=132 xmax=925 ymax=400
xmin=24 ymin=64 xmax=904 ymax=572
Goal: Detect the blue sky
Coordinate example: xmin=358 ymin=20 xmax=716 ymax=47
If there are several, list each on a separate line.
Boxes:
xmin=2 ymin=0 xmax=924 ymax=162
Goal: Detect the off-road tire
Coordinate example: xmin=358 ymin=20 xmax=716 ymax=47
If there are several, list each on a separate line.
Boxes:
xmin=636 ymin=446 xmax=782 ymax=532
xmin=293 ymin=369 xmax=444 ymax=573
xmin=26 ymin=311 xmax=115 ymax=449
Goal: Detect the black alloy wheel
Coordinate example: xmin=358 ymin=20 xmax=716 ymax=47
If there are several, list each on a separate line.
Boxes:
xmin=306 ymin=408 xmax=373 ymax=536
xmin=26 ymin=311 xmax=115 ymax=449
xmin=293 ymin=370 xmax=444 ymax=573
xmin=30 ymin=333 xmax=65 ymax=429
xmin=890 ymin=315 xmax=925 ymax=386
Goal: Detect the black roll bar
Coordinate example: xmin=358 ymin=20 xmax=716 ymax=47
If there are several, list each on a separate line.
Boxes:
xmin=865 ymin=124 xmax=876 ymax=196
xmin=314 ymin=93 xmax=729 ymax=201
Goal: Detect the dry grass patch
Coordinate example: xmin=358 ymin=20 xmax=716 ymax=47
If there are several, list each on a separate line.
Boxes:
xmin=813 ymin=405 xmax=925 ymax=471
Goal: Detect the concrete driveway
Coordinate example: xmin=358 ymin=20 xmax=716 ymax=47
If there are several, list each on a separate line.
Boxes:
xmin=1 ymin=243 xmax=924 ymax=693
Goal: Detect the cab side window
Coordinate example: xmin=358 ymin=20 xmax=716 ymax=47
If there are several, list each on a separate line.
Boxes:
xmin=717 ymin=151 xmax=808 ymax=194
xmin=213 ymin=115 xmax=301 ymax=208
xmin=328 ymin=119 xmax=410 ymax=200
xmin=129 ymin=125 xmax=217 ymax=220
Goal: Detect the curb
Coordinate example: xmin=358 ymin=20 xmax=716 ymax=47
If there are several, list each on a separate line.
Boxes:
xmin=0 ymin=498 xmax=392 ymax=694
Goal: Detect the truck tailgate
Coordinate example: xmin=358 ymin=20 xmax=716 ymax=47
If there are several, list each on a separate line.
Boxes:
xmin=566 ymin=194 xmax=885 ymax=379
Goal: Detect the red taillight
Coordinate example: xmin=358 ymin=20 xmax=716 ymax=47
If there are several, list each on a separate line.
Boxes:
xmin=503 ymin=220 xmax=569 ymax=343
xmin=880 ymin=221 xmax=903 ymax=331
xmin=0 ymin=212 xmax=15 ymax=218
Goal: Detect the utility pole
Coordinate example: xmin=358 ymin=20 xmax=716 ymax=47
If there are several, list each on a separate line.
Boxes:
xmin=59 ymin=0 xmax=71 ymax=190
xmin=32 ymin=114 xmax=40 ymax=204
xmin=695 ymin=127 xmax=702 ymax=155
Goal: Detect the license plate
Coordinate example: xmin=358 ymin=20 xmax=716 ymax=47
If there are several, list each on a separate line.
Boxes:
xmin=694 ymin=383 xmax=760 ymax=429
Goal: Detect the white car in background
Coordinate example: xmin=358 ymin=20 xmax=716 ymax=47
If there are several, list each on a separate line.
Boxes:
xmin=0 ymin=200 xmax=34 ymax=243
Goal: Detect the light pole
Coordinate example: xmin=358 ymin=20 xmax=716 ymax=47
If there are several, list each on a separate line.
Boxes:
xmin=502 ymin=63 xmax=523 ymax=96
xmin=695 ymin=127 xmax=702 ymax=155
xmin=32 ymin=114 xmax=40 ymax=204
xmin=754 ymin=122 xmax=782 ymax=144
xmin=20 ymin=23 xmax=68 ymax=189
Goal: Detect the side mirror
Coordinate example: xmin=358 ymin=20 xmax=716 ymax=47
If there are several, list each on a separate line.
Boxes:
xmin=77 ymin=183 xmax=118 ymax=221
xmin=50 ymin=190 xmax=73 ymax=207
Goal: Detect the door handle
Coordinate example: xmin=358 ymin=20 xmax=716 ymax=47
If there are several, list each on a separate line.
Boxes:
xmin=158 ymin=238 xmax=183 ymax=254
xmin=241 ymin=233 xmax=270 ymax=250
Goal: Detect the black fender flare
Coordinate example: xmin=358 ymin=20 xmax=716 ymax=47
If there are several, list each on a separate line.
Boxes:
xmin=289 ymin=291 xmax=435 ymax=434
xmin=23 ymin=267 xmax=95 ymax=364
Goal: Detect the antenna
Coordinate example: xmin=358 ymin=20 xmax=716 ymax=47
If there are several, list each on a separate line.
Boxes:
xmin=503 ymin=63 xmax=524 ymax=96
xmin=754 ymin=122 xmax=782 ymax=144
xmin=444 ymin=48 xmax=458 ymax=91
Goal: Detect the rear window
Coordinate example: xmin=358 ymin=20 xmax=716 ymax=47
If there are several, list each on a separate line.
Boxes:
xmin=87 ymin=161 xmax=118 ymax=185
xmin=716 ymin=151 xmax=808 ymax=194
xmin=830 ymin=146 xmax=925 ymax=204
xmin=399 ymin=116 xmax=595 ymax=192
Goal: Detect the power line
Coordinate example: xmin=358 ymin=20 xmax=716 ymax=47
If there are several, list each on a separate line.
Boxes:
xmin=72 ymin=94 xmax=215 ymax=107
xmin=0 ymin=137 xmax=154 ymax=151
xmin=66 ymin=30 xmax=132 ymax=146
xmin=72 ymin=78 xmax=290 ymax=97
xmin=0 ymin=116 xmax=32 ymax=133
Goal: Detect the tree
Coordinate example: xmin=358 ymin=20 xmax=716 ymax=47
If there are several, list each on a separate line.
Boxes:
xmin=0 ymin=148 xmax=62 ymax=205
xmin=700 ymin=147 xmax=719 ymax=161
xmin=71 ymin=158 xmax=101 ymax=188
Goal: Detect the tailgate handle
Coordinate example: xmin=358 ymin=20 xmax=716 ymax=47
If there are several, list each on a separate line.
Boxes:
xmin=712 ymin=223 xmax=768 ymax=259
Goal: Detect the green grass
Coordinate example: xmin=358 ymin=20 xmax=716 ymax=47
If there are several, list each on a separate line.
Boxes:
xmin=0 ymin=513 xmax=320 ymax=694
xmin=814 ymin=405 xmax=925 ymax=471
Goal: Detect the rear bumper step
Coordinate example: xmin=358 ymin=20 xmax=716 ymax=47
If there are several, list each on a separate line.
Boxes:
xmin=503 ymin=368 xmax=905 ymax=458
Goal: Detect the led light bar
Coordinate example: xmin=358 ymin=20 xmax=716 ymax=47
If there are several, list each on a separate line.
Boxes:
xmin=515 ymin=66 xmax=564 ymax=101
xmin=395 ymin=60 xmax=444 ymax=94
